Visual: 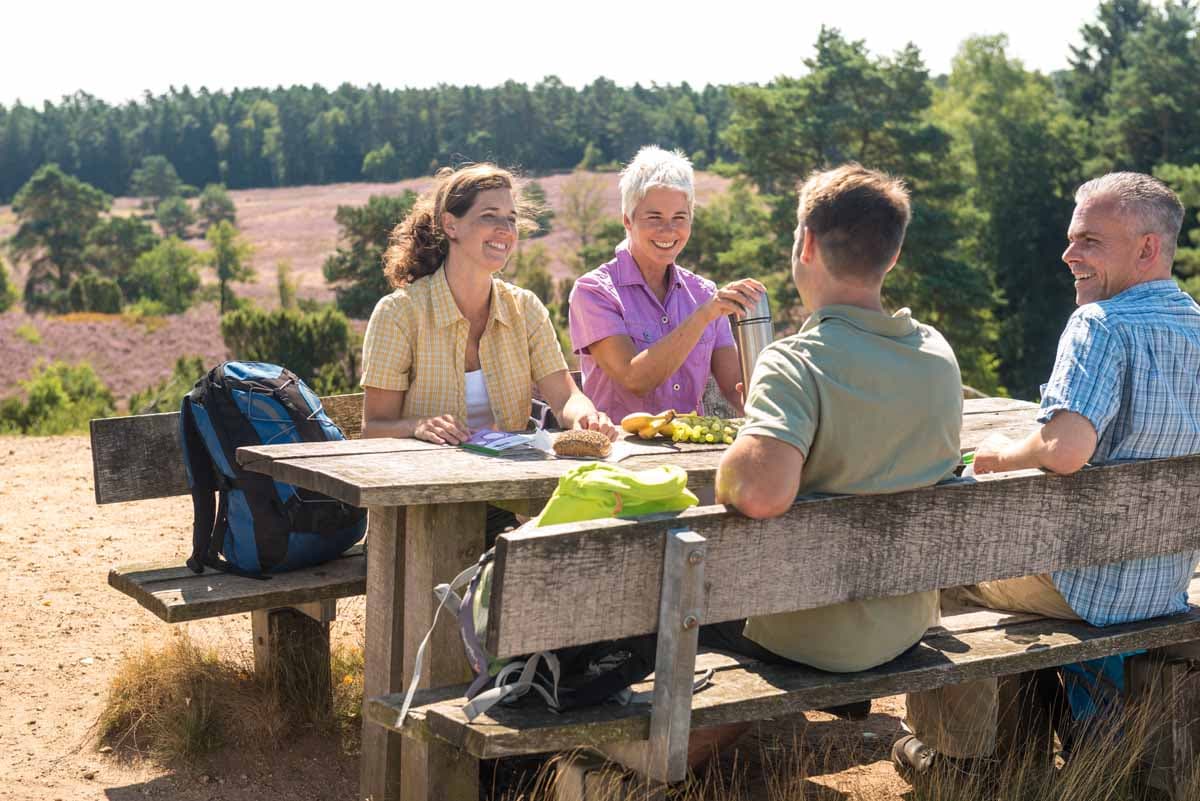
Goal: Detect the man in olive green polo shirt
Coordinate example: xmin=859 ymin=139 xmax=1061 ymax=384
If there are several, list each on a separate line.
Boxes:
xmin=713 ymin=163 xmax=962 ymax=674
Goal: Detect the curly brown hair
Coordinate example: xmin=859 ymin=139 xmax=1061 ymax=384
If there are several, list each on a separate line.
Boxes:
xmin=383 ymin=163 xmax=539 ymax=287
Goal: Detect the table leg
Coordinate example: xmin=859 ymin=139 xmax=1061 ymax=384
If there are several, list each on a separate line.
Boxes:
xmin=360 ymin=502 xmax=487 ymax=801
xmin=361 ymin=507 xmax=405 ymax=801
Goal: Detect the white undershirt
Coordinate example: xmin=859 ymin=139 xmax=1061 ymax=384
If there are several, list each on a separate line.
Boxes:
xmin=464 ymin=370 xmax=495 ymax=430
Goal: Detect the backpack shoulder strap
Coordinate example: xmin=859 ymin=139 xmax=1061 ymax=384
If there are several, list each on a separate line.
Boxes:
xmin=180 ymin=389 xmax=219 ymax=575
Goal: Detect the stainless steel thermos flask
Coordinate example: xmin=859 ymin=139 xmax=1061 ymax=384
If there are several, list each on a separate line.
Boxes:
xmin=729 ymin=293 xmax=773 ymax=391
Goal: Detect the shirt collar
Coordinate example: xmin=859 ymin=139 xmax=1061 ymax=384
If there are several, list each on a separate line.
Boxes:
xmin=428 ymin=266 xmax=516 ymax=329
xmin=612 ymin=246 xmax=683 ymax=290
xmin=1109 ymin=279 xmax=1180 ymax=302
xmin=802 ymin=304 xmax=918 ymax=338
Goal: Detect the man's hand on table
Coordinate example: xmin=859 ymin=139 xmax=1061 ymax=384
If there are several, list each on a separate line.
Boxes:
xmin=573 ymin=411 xmax=620 ymax=441
xmin=970 ymin=433 xmax=1015 ymax=475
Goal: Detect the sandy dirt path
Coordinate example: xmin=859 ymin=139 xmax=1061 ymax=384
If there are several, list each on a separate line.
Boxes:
xmin=0 ymin=434 xmax=909 ymax=801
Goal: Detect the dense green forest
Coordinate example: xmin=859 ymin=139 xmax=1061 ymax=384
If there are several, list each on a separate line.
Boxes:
xmin=6 ymin=0 xmax=1200 ymax=401
xmin=0 ymin=78 xmax=734 ymax=202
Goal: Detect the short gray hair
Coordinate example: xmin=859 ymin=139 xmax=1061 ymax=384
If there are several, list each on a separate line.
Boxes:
xmin=1075 ymin=172 xmax=1185 ymax=263
xmin=619 ymin=146 xmax=695 ymax=218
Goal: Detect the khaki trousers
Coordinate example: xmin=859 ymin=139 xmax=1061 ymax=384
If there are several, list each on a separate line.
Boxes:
xmin=904 ymin=574 xmax=1081 ymax=758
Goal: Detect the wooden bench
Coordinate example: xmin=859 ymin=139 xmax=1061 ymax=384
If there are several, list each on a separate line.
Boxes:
xmin=91 ymin=392 xmax=368 ymax=704
xmin=367 ymin=455 xmax=1200 ymax=799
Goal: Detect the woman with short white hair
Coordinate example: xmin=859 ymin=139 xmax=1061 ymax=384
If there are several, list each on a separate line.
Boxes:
xmin=568 ymin=146 xmax=765 ymax=421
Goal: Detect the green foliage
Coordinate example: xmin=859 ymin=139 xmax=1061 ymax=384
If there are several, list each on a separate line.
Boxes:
xmin=205 ymin=221 xmax=256 ymax=315
xmin=1064 ymin=0 xmax=1151 ymax=122
xmin=197 ymin=184 xmax=236 ymax=230
xmin=0 ymin=256 xmax=17 ymax=313
xmin=276 ymin=260 xmax=298 ymax=310
xmin=125 ymin=238 xmax=202 ymax=313
xmin=575 ymin=220 xmax=627 ymax=274
xmin=0 ymin=80 xmax=737 ymax=203
xmin=220 ymin=306 xmax=357 ymax=392
xmin=0 ymin=361 xmax=115 ymax=435
xmin=561 ymin=172 xmax=609 ymax=274
xmin=1154 ymin=162 xmax=1200 ymax=297
xmin=322 ymin=192 xmax=417 ymax=318
xmin=508 ymin=243 xmax=554 ymax=305
xmin=932 ymin=35 xmax=1082 ymax=397
xmin=124 ymin=297 xmax=170 ymax=318
xmin=14 ymin=322 xmax=40 ymax=344
xmin=523 ymin=181 xmax=554 ymax=237
xmin=131 ymin=155 xmax=187 ymax=208
xmin=10 ymin=164 xmax=112 ymax=312
xmin=155 ymin=196 xmax=196 ymax=239
xmin=128 ymin=356 xmax=208 ymax=415
xmin=67 ymin=271 xmax=123 ymax=313
xmin=362 ymin=143 xmax=401 ymax=181
xmin=83 ymin=215 xmax=160 ymax=288
xmin=686 ymin=182 xmax=784 ymax=285
xmin=1081 ymin=1 xmax=1200 ymax=172
xmin=723 ymin=27 xmax=1001 ymax=392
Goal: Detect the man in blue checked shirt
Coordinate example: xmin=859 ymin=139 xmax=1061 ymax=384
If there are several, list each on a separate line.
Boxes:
xmin=896 ymin=172 xmax=1200 ymax=778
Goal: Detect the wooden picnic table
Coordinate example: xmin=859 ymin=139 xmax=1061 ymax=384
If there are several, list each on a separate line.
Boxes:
xmin=236 ymin=396 xmax=1041 ymax=801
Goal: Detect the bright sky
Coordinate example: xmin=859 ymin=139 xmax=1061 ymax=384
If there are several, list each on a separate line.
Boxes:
xmin=6 ymin=0 xmax=1102 ymax=107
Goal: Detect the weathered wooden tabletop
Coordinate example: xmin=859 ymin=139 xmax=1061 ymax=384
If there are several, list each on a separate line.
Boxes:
xmin=236 ymin=396 xmax=1040 ymax=506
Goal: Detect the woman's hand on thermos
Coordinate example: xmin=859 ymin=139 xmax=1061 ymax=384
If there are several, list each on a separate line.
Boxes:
xmin=707 ymin=278 xmax=767 ymax=321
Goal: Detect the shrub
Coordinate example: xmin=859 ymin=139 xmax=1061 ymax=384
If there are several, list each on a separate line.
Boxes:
xmin=14 ymin=322 xmax=41 ymax=344
xmin=125 ymin=238 xmax=202 ymax=313
xmin=197 ymin=183 xmax=236 ymax=230
xmin=322 ymin=193 xmax=417 ymax=319
xmin=221 ymin=305 xmax=358 ymax=392
xmin=0 ymin=255 xmax=17 ymax=312
xmin=67 ymin=271 xmax=124 ymax=313
xmin=128 ymin=356 xmax=208 ymax=415
xmin=155 ymin=196 xmax=196 ymax=239
xmin=0 ymin=361 xmax=115 ymax=435
xmin=277 ymin=261 xmax=298 ymax=310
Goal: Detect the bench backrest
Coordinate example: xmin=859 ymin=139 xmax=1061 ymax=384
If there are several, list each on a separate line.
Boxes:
xmin=487 ymin=454 xmax=1200 ymax=658
xmin=89 ymin=392 xmax=365 ymax=504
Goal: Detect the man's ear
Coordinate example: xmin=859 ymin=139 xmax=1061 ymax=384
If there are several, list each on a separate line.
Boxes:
xmin=1138 ymin=232 xmax=1162 ymax=272
xmin=882 ymin=248 xmax=901 ymax=276
xmin=800 ymin=227 xmax=816 ymax=263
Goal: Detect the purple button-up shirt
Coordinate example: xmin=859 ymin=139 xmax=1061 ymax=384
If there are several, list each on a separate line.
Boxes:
xmin=568 ymin=246 xmax=735 ymax=421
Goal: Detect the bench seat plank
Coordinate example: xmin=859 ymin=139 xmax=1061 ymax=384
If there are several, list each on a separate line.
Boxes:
xmin=108 ymin=545 xmax=365 ymax=623
xmin=366 ymin=605 xmax=1200 ymax=760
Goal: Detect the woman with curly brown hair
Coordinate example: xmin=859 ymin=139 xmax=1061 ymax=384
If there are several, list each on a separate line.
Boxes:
xmin=360 ymin=163 xmax=618 ymax=448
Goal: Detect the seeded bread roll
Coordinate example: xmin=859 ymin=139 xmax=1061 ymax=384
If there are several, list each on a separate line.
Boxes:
xmin=553 ymin=429 xmax=612 ymax=458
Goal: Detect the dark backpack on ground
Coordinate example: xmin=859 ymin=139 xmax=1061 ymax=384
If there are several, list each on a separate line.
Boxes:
xmin=179 ymin=361 xmax=367 ymax=577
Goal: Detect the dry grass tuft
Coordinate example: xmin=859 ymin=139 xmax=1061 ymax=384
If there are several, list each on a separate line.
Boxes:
xmin=98 ymin=631 xmax=365 ymax=763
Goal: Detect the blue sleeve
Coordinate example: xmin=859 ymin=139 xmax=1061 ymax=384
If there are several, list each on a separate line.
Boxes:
xmin=1037 ymin=310 xmax=1125 ymax=438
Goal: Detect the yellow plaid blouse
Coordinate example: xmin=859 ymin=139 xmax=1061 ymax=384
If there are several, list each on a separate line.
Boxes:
xmin=361 ymin=267 xmax=569 ymax=432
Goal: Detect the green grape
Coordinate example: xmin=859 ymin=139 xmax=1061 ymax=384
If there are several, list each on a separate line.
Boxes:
xmin=704 ymin=433 xmax=715 ymax=443
xmin=723 ymin=435 xmax=734 ymax=444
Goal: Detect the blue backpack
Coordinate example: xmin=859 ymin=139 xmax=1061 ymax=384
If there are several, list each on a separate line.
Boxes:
xmin=179 ymin=361 xmax=367 ymax=577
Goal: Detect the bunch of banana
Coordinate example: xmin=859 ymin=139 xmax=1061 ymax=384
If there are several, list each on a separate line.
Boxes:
xmin=619 ymin=410 xmax=677 ymax=439
xmin=671 ymin=413 xmax=741 ymax=445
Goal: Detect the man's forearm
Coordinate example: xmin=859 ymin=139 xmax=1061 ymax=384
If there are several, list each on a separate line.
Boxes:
xmin=975 ymin=412 xmax=1096 ymax=475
